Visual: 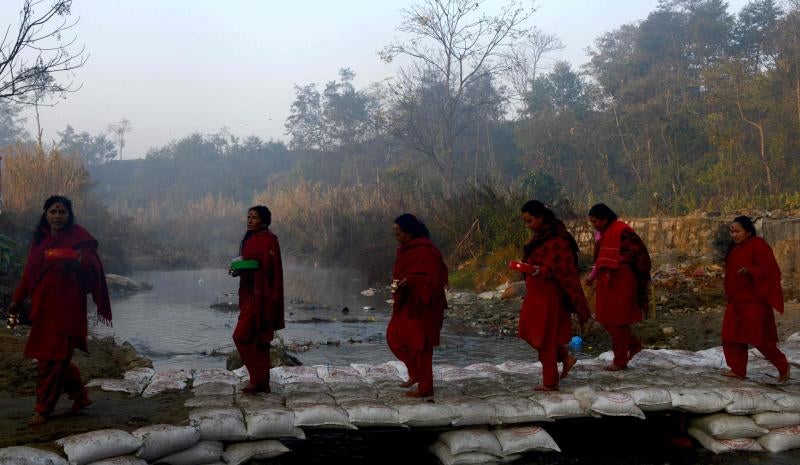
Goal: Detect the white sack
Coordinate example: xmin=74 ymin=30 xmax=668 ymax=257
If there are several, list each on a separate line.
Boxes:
xmin=56 ymin=430 xmax=142 ymax=465
xmin=690 ymin=413 xmax=768 ymax=439
xmin=428 ymin=442 xmax=499 ymax=465
xmin=0 ymin=446 xmax=67 ymax=465
xmin=758 ymin=425 xmax=800 ymax=453
xmin=222 ymin=440 xmax=290 ymax=465
xmin=85 ymin=457 xmax=147 ymax=465
xmin=292 ymin=404 xmax=356 ymax=429
xmin=439 ymin=396 xmax=498 ymax=426
xmin=340 ymin=399 xmax=403 ymax=427
xmin=152 ymin=441 xmax=223 ymax=465
xmin=487 ymin=396 xmax=549 ymax=424
xmin=625 ymin=387 xmax=672 ymax=412
xmin=752 ymin=412 xmax=800 ymax=430
xmin=243 ymin=406 xmax=298 ymax=438
xmin=670 ymin=389 xmax=731 ymax=413
xmin=439 ymin=428 xmax=502 ymax=456
xmin=719 ymin=388 xmax=780 ymax=415
xmin=188 ymin=408 xmax=247 ymax=441
xmin=132 ymin=424 xmax=200 ymax=461
xmin=536 ymin=393 xmax=596 ymax=419
xmin=688 ymin=428 xmax=764 ymax=454
xmin=395 ymin=400 xmax=455 ymax=427
xmin=493 ymin=425 xmax=561 ymax=455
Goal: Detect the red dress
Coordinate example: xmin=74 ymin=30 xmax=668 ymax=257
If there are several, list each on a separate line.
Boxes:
xmin=721 ymin=236 xmax=788 ymax=378
xmin=234 ymin=229 xmax=284 ymax=388
xmin=518 ymin=223 xmax=589 ymax=387
xmin=13 ymin=224 xmax=111 ymax=414
xmin=387 ymin=237 xmax=448 ymax=395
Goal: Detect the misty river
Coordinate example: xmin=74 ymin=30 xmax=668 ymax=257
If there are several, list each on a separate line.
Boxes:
xmin=93 ymin=267 xmax=531 ymax=370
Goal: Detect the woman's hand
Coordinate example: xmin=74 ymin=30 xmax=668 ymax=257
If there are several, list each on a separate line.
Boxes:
xmin=738 ymin=267 xmax=749 ymax=276
xmin=228 ymin=269 xmax=239 ymax=278
xmin=529 ymin=265 xmax=541 ymax=277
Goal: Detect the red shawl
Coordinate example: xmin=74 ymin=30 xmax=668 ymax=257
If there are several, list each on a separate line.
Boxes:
xmin=524 ymin=222 xmax=590 ymax=324
xmin=593 ymin=220 xmax=652 ymax=311
xmin=13 ymin=224 xmax=112 ymax=325
xmin=239 ymin=229 xmax=285 ymax=342
xmin=725 ymin=236 xmax=784 ymax=314
xmin=391 ymin=237 xmax=448 ymax=347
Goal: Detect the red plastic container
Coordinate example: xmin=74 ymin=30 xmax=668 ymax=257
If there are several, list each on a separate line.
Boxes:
xmin=508 ymin=260 xmax=536 ymax=274
xmin=44 ymin=248 xmax=81 ymax=262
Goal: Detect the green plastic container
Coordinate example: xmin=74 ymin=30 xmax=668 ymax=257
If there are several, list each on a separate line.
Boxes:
xmin=230 ymin=259 xmax=260 ymax=271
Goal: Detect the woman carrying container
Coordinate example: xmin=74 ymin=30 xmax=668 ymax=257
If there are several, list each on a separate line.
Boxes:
xmin=722 ymin=215 xmax=789 ymax=382
xmin=230 ymin=205 xmax=284 ymax=393
xmin=8 ymin=195 xmax=111 ymax=426
xmin=511 ymin=200 xmax=589 ymax=391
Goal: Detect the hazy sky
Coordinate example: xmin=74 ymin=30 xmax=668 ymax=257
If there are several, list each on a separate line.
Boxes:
xmin=3 ymin=0 xmax=751 ymax=158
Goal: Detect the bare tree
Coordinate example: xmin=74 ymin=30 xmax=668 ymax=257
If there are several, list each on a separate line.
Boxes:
xmin=107 ymin=118 xmax=132 ymax=160
xmin=0 ymin=0 xmax=87 ymax=103
xmin=380 ymin=0 xmax=533 ymax=196
xmin=505 ymin=28 xmax=564 ymax=110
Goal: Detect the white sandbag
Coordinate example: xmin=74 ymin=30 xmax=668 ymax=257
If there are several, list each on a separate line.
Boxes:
xmin=385 ymin=360 xmax=409 ymax=381
xmin=752 ymin=412 xmax=800 ymax=430
xmin=350 ymin=363 xmax=402 ymax=381
xmin=625 ymin=387 xmax=673 ymax=412
xmin=657 ymin=349 xmax=720 ymax=367
xmin=329 ymin=382 xmax=378 ymax=400
xmin=428 ymin=441 xmax=499 ymax=465
xmin=85 ymin=379 xmax=144 ymax=396
xmin=339 ymin=399 xmax=402 ymax=427
xmin=493 ymin=425 xmax=561 ymax=455
xmin=439 ymin=428 xmax=502 ymax=456
xmin=757 ymin=425 xmax=800 ymax=452
xmin=769 ymin=393 xmax=800 ymax=412
xmin=243 ymin=406 xmax=298 ymax=438
xmin=235 ymin=392 xmax=285 ymax=408
xmin=315 ymin=365 xmax=363 ymax=384
xmin=460 ymin=380 xmax=510 ymax=398
xmin=281 ymin=381 xmax=330 ymax=394
xmin=56 ymin=429 xmax=142 ymax=465
xmin=132 ymin=424 xmax=200 ymax=461
xmin=690 ymin=413 xmax=768 ymax=439
xmin=271 ymin=366 xmax=322 ymax=384
xmin=0 ymin=446 xmax=67 ymax=465
xmin=192 ymin=382 xmax=235 ymax=396
xmin=687 ymin=428 xmax=764 ymax=454
xmin=625 ymin=350 xmax=677 ymax=369
xmin=85 ymin=457 xmax=147 ymax=465
xmin=439 ymin=396 xmax=498 ymax=426
xmin=232 ymin=366 xmax=249 ymax=380
xmin=142 ymin=379 xmax=187 ymax=398
xmin=695 ymin=347 xmax=726 ymax=368
xmin=222 ymin=440 xmax=290 ymax=465
xmin=395 ymin=400 xmax=455 ymax=427
xmin=670 ymin=389 xmax=731 ymax=414
xmin=487 ymin=396 xmax=549 ymax=424
xmin=587 ymin=391 xmax=646 ymax=419
xmin=719 ymin=388 xmax=780 ymax=415
xmin=464 ymin=363 xmax=501 ymax=374
xmin=536 ymin=393 xmax=596 ymax=419
xmin=292 ymin=404 xmax=356 ymax=429
xmin=188 ymin=408 xmax=247 ymax=441
xmin=184 ymin=396 xmax=233 ymax=408
xmin=123 ymin=367 xmax=155 ymax=385
xmin=152 ymin=441 xmax=223 ymax=465
xmin=495 ymin=361 xmax=540 ymax=375
xmin=192 ymin=368 xmax=240 ymax=387
xmin=285 ymin=392 xmax=336 ymax=407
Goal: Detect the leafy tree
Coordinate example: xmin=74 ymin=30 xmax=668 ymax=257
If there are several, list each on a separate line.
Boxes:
xmin=56 ymin=125 xmax=116 ymax=164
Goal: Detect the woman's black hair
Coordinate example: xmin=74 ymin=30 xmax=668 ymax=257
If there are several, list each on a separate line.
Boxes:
xmin=394 ymin=213 xmax=430 ymax=239
xmin=588 ymin=203 xmax=618 ymax=222
xmin=521 ymin=200 xmax=556 ymax=222
xmin=240 ymin=205 xmax=272 ymax=253
xmin=34 ymin=195 xmax=75 ymax=245
xmin=726 ymin=215 xmax=757 ymax=260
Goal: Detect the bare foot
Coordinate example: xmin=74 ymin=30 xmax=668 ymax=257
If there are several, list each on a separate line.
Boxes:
xmin=67 ymin=396 xmax=92 ymax=415
xmin=721 ymin=370 xmax=746 ymax=380
xmin=398 ymin=379 xmax=418 ymax=388
xmin=561 ymin=354 xmax=577 ymax=380
xmin=628 ymin=342 xmax=643 ymax=362
xmin=404 ymin=390 xmax=433 ymax=398
xmin=29 ymin=413 xmax=48 ymax=426
xmin=534 ymin=384 xmax=559 ymax=392
xmin=603 ymin=363 xmax=626 ymax=372
xmin=778 ymin=367 xmax=791 ymax=383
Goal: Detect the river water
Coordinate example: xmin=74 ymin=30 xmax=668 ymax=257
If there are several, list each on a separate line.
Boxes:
xmin=94 ymin=267 xmax=530 ymax=369
xmin=93 ymin=268 xmax=800 ymax=465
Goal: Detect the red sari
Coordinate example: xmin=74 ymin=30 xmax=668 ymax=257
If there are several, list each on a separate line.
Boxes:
xmin=387 ymin=237 xmax=448 ymax=396
xmin=722 ymin=236 xmax=788 ymax=378
xmin=12 ymin=224 xmax=111 ymax=415
xmin=592 ymin=220 xmax=651 ymax=368
xmin=519 ymin=221 xmax=589 ymax=388
xmin=234 ymin=229 xmax=284 ymax=389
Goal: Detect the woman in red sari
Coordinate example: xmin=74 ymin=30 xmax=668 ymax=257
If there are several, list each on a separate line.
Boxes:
xmin=512 ymin=201 xmax=590 ymax=391
xmin=585 ymin=203 xmax=651 ymax=371
xmin=230 ymin=205 xmax=284 ymax=393
xmin=722 ymin=216 xmax=789 ymax=382
xmin=387 ymin=213 xmax=448 ymax=398
xmin=8 ymin=195 xmax=112 ymax=426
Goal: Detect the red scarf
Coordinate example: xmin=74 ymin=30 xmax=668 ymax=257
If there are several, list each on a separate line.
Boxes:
xmin=21 ymin=224 xmax=112 ymax=325
xmin=594 ymin=220 xmax=629 ymax=270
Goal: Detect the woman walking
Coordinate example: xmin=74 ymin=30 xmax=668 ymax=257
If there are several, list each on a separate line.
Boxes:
xmin=512 ymin=200 xmax=589 ymax=391
xmin=387 ymin=214 xmax=448 ymax=398
xmin=8 ymin=195 xmax=111 ymax=425
xmin=721 ymin=216 xmax=789 ymax=382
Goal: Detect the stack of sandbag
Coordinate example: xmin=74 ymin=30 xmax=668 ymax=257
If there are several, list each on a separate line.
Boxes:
xmin=753 ymin=412 xmax=800 ymax=452
xmin=142 ymin=369 xmax=191 ymax=398
xmin=688 ymin=413 xmax=767 ymax=454
xmin=429 ymin=426 xmax=559 ymax=465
